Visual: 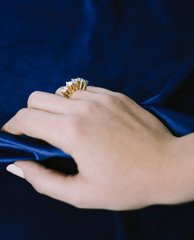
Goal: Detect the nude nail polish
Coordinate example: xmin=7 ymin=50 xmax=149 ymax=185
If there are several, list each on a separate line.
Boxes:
xmin=6 ymin=164 xmax=25 ymax=179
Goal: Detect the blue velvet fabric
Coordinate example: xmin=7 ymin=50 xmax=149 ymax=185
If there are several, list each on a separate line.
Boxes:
xmin=0 ymin=0 xmax=193 ymax=239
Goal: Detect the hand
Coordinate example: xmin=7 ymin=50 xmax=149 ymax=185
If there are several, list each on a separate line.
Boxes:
xmin=3 ymin=87 xmax=194 ymax=210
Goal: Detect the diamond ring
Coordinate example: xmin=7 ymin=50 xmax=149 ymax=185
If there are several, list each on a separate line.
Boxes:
xmin=61 ymin=78 xmax=89 ymax=98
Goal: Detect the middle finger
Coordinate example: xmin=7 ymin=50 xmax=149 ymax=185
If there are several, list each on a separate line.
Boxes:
xmin=28 ymin=91 xmax=84 ymax=115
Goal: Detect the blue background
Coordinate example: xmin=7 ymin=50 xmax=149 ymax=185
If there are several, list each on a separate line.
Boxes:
xmin=0 ymin=0 xmax=193 ymax=239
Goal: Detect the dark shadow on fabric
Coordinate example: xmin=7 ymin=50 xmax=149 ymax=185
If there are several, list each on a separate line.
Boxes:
xmin=41 ymin=157 xmax=78 ymax=175
xmin=164 ymin=71 xmax=194 ymax=115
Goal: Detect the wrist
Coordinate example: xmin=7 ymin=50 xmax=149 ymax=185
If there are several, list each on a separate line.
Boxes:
xmin=154 ymin=133 xmax=194 ymax=206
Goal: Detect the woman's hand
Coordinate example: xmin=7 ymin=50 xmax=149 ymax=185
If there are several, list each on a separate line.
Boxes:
xmin=2 ymin=87 xmax=194 ymax=210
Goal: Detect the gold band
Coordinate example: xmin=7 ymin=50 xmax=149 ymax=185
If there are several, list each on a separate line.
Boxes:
xmin=61 ymin=78 xmax=88 ymax=98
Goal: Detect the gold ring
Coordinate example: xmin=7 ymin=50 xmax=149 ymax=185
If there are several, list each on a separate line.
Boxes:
xmin=61 ymin=78 xmax=89 ymax=98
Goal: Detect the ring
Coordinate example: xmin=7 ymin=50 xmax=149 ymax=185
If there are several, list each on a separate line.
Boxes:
xmin=61 ymin=78 xmax=89 ymax=98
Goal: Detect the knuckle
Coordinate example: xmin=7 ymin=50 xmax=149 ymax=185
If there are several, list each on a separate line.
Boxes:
xmin=120 ymin=94 xmax=134 ymax=104
xmin=27 ymin=91 xmax=41 ymax=107
xmin=32 ymin=177 xmax=44 ymax=194
xmin=102 ymin=94 xmax=117 ymax=105
xmin=16 ymin=108 xmax=28 ymax=120
xmin=115 ymin=92 xmax=134 ymax=103
xmin=109 ymin=92 xmax=135 ymax=107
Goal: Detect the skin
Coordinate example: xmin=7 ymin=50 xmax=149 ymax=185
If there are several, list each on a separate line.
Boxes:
xmin=2 ymin=86 xmax=194 ymax=210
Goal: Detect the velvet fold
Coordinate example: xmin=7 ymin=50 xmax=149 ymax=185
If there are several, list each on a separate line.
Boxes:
xmin=0 ymin=0 xmax=193 ymax=239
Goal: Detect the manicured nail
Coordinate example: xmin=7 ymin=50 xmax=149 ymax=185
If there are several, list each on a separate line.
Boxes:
xmin=6 ymin=164 xmax=25 ymax=179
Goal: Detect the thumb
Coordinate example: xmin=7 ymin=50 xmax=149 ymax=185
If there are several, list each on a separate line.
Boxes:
xmin=7 ymin=161 xmax=85 ymax=207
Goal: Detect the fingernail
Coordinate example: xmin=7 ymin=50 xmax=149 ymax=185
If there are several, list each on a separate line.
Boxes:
xmin=6 ymin=164 xmax=25 ymax=179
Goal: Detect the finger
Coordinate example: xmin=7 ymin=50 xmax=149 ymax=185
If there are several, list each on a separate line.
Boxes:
xmin=87 ymin=86 xmax=117 ymax=95
xmin=56 ymin=86 xmax=129 ymax=106
xmin=55 ymin=86 xmax=136 ymax=118
xmin=2 ymin=108 xmax=74 ymax=154
xmin=86 ymin=87 xmax=139 ymax=114
xmin=70 ymin=90 xmax=103 ymax=101
xmin=7 ymin=161 xmax=86 ymax=208
xmin=55 ymin=87 xmax=105 ymax=103
xmin=28 ymin=91 xmax=83 ymax=114
xmin=56 ymin=85 xmax=117 ymax=97
xmin=70 ymin=90 xmax=131 ymax=114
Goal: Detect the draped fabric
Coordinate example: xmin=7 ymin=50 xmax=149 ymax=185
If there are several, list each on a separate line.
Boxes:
xmin=0 ymin=0 xmax=193 ymax=239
